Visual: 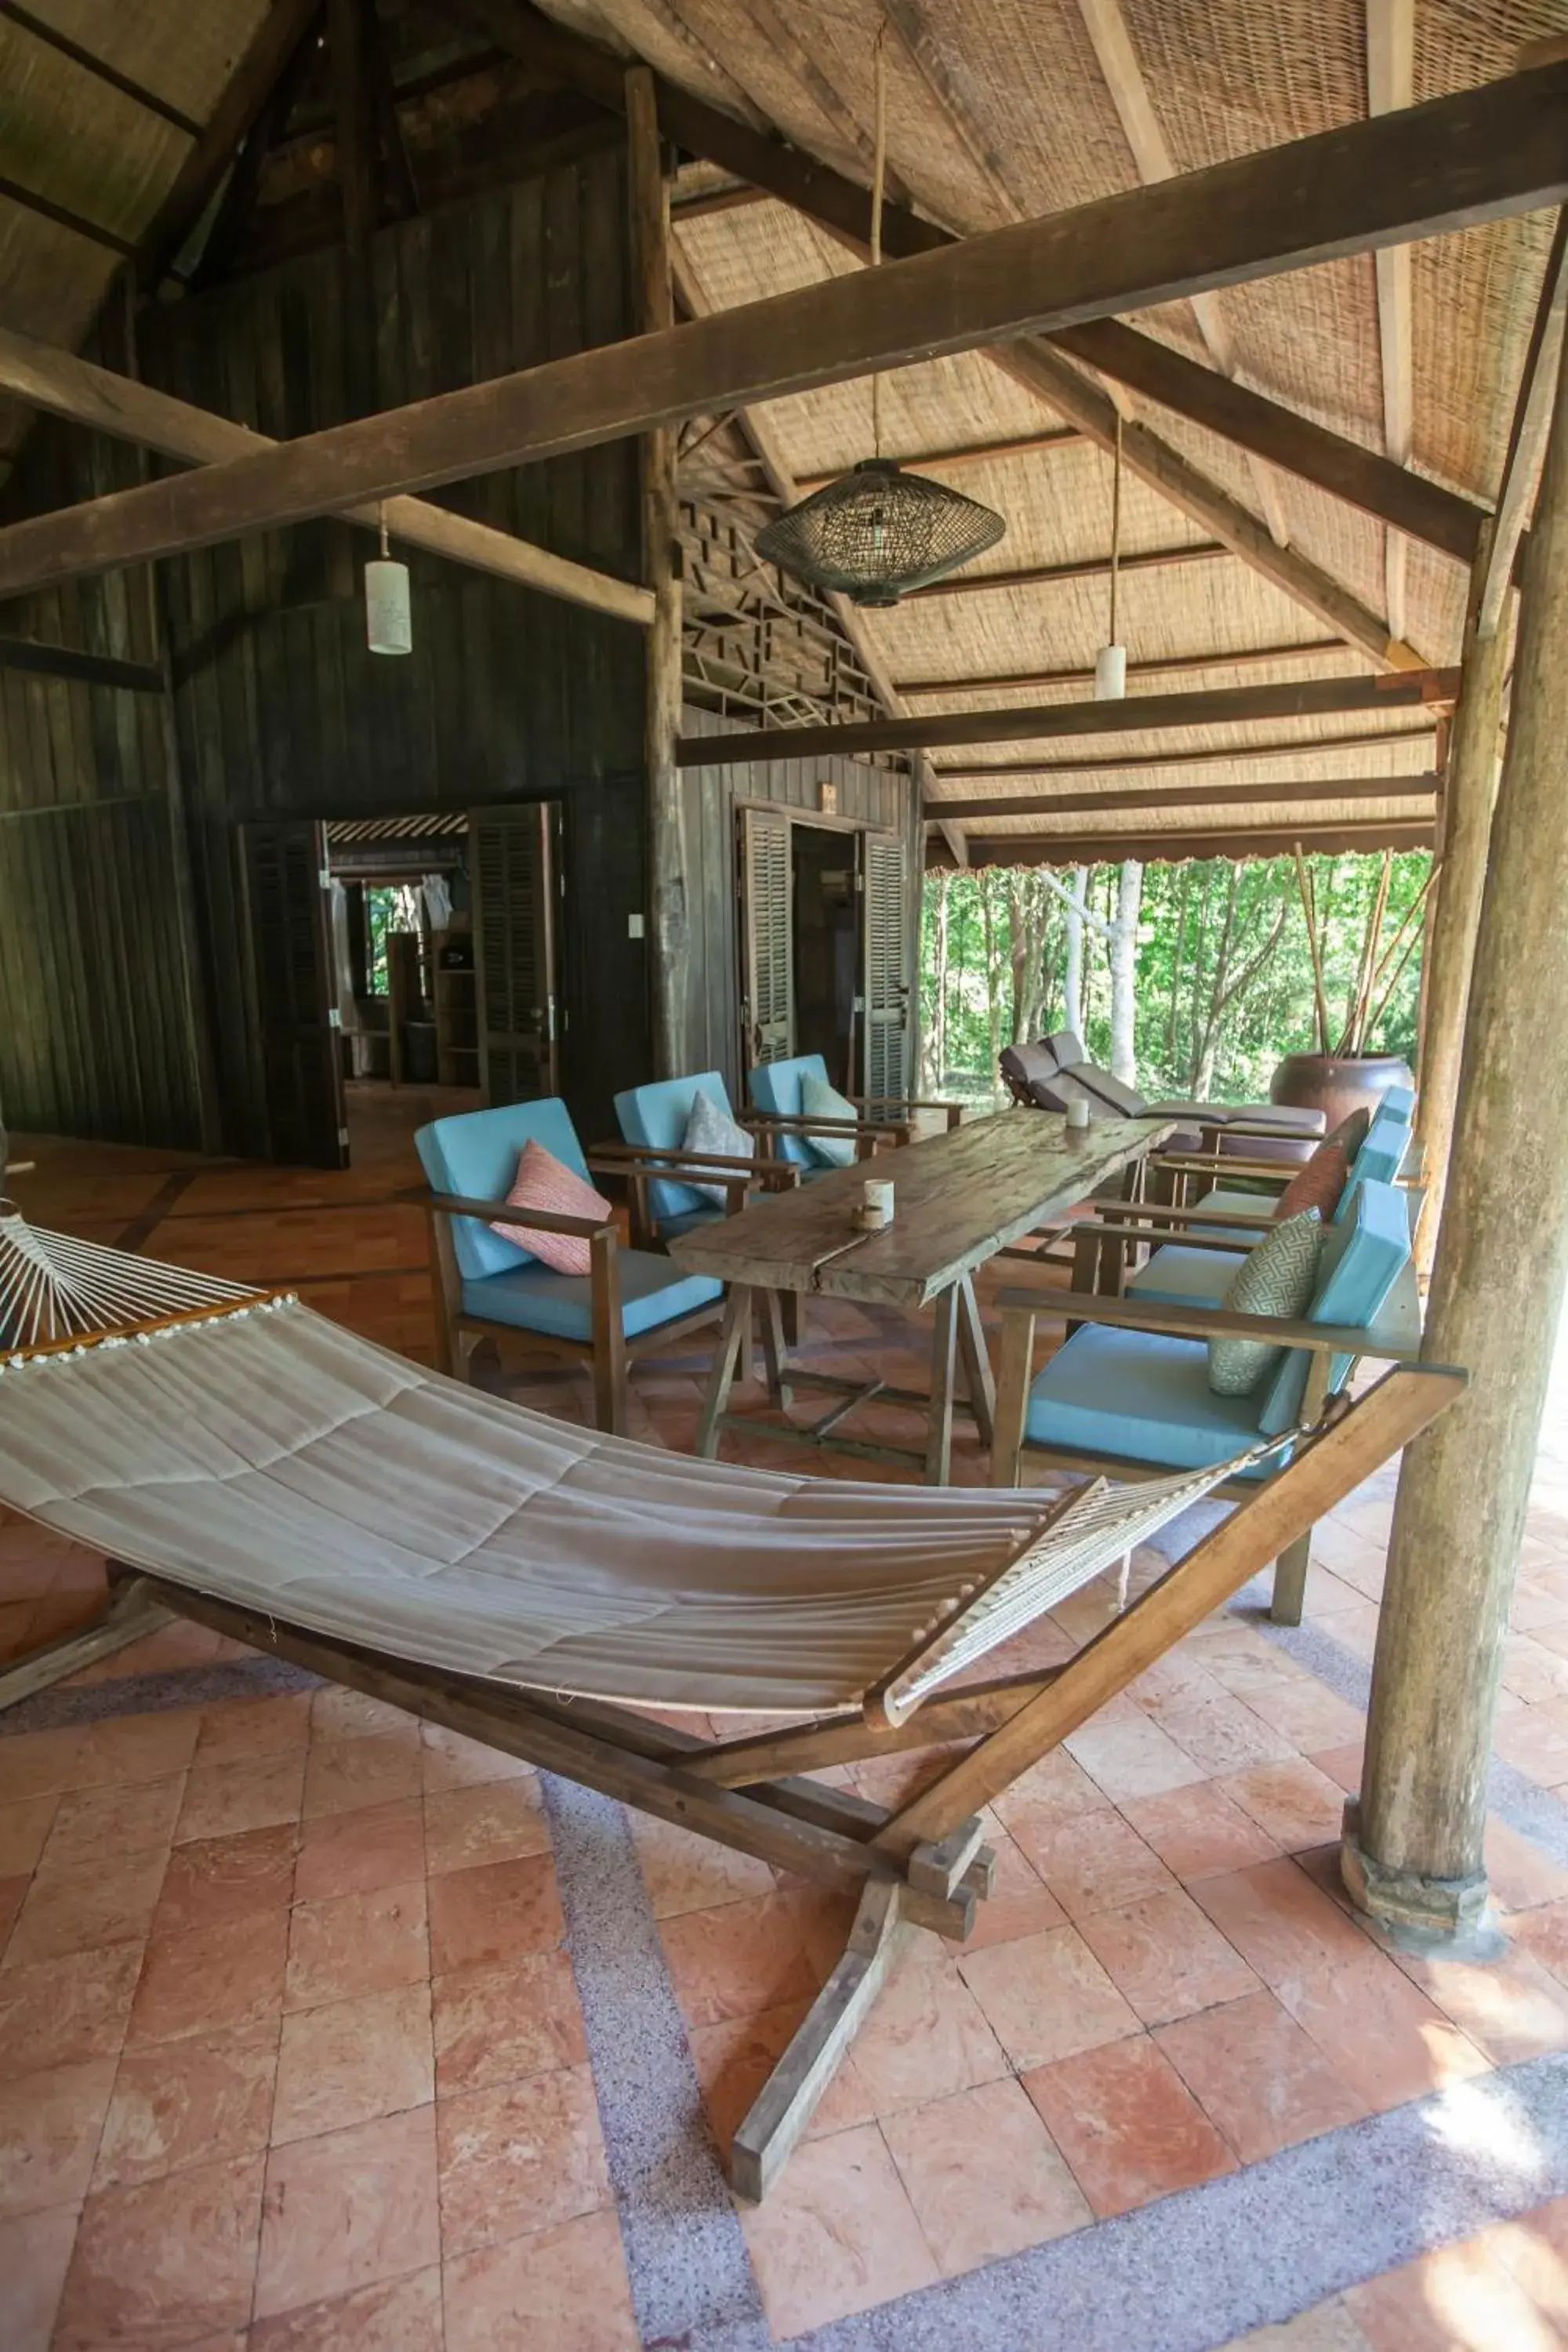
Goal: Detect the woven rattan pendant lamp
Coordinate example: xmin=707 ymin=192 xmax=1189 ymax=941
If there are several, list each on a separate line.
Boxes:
xmin=755 ymin=24 xmax=1004 ymax=608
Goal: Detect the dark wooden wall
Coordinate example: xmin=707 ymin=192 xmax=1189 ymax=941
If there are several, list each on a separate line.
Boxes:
xmin=0 ymin=144 xmax=648 ymax=1159
xmin=678 ymin=704 xmax=918 ymax=1104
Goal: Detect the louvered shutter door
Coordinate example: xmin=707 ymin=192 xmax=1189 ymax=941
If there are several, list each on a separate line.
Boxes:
xmin=240 ymin=820 xmax=348 ymax=1168
xmin=862 ymin=832 xmax=912 ymax=1105
xmin=742 ymin=809 xmax=793 ymax=1067
xmin=470 ymin=804 xmax=559 ymax=1105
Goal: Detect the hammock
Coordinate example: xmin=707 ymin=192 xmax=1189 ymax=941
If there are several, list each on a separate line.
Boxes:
xmin=0 ymin=1209 xmax=1276 ymax=1722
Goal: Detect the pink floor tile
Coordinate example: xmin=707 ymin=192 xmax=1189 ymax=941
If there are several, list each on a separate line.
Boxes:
xmin=1221 ymin=1759 xmax=1352 ymax=1853
xmin=1346 ymin=2236 xmax=1563 ymax=2352
xmin=254 ymin=2107 xmax=440 ymax=2321
xmin=426 ymin=1855 xmax=564 ymax=1978
xmin=0 ymin=2056 xmax=116 ymax=2217
xmin=1076 ymin=1886 xmax=1261 ymax=2026
xmin=629 ymin=1813 xmax=778 ymax=1919
xmin=839 ymin=1949 xmax=1008 ymax=2116
xmin=420 ymin=1722 xmax=535 ymax=1793
xmin=0 ymin=2201 xmax=78 ymax=2352
xmin=54 ymin=2151 xmax=266 ymax=2350
xmin=1156 ymin=1991 xmax=1369 ymax=2161
xmin=310 ymin=1687 xmax=416 ymax=1741
xmin=194 ymin=1692 xmax=314 ymax=1768
xmin=687 ymin=1999 xmax=875 ymax=2162
xmin=659 ymin=1893 xmax=817 ymax=2028
xmin=292 ymin=1798 xmax=424 ymax=1902
xmin=1391 ymin=1943 xmax=1568 ymax=2065
xmin=175 ymin=1751 xmax=307 ymax=1846
xmin=285 ymin=1881 xmax=430 ymax=2012
xmin=443 ymin=2209 xmax=640 ymax=2352
xmin=0 ymin=1941 xmax=143 ymax=2076
xmin=959 ymin=1924 xmax=1141 ymax=2071
xmin=152 ymin=1822 xmax=299 ymax=1940
xmin=954 ymin=1831 xmax=1066 ymax=1951
xmin=68 ymin=1708 xmax=204 ymax=1790
xmin=1007 ymin=1804 xmax=1178 ymax=1922
xmin=1062 ymin=1700 xmax=1210 ymax=1802
xmin=1023 ymin=2032 xmax=1237 ymax=2216
xmin=1275 ymin=1954 xmax=1490 ymax=2111
xmin=38 ymin=1773 xmax=186 ymax=1874
xmin=431 ymin=1951 xmax=587 ymax=2100
xmin=129 ymin=1908 xmax=290 ymax=2046
xmin=436 ymin=2063 xmax=611 ymax=2257
xmin=0 ymin=1794 xmax=58 ymax=1877
xmin=882 ymin=2075 xmax=1090 ymax=2275
xmin=95 ymin=2022 xmax=278 ymax=2190
xmin=1189 ymin=1858 xmax=1375 ymax=1987
xmin=273 ymin=1984 xmax=434 ymax=2144
xmin=1122 ymin=1782 xmax=1283 ymax=1880
xmin=1485 ymin=1822 xmax=1568 ymax=1915
xmin=990 ymin=1748 xmax=1112 ymax=1831
xmin=423 ymin=1777 xmax=551 ymax=1876
xmin=3 ymin=1846 xmax=169 ymax=1969
xmin=250 ymin=2263 xmax=444 ymax=2350
xmin=302 ymin=1730 xmax=423 ymax=1823
xmin=738 ymin=2121 xmax=940 ymax=2334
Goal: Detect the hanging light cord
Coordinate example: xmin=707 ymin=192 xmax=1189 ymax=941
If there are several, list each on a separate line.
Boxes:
xmin=1108 ymin=412 xmax=1123 ymax=646
xmin=379 ymin=505 xmax=390 ymax=561
xmin=869 ymin=16 xmax=887 ymax=459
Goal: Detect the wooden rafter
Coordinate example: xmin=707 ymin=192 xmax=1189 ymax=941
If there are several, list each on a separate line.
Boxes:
xmin=0 ymin=327 xmax=654 ymax=630
xmin=1367 ymin=0 xmax=1415 ymax=641
xmin=0 ymin=172 xmax=136 ymax=259
xmin=1478 ymin=208 xmax=1568 ymax=639
xmin=0 ymin=634 xmax=162 ymax=692
xmin=675 ymin=670 xmax=1459 ymax=768
xmin=896 ymin=641 xmax=1348 ymax=695
xmin=907 ymin=542 xmax=1228 ymax=600
xmin=927 ymin=772 xmax=1439 ymax=820
xmin=4 ymin=60 xmax=1561 ymax=604
xmin=933 ymin=722 xmax=1436 ymax=781
xmin=1073 ymin=0 xmax=1292 ymax=546
xmin=0 ymin=1 xmax=201 ymax=135
xmin=942 ymin=819 xmax=1435 ymax=869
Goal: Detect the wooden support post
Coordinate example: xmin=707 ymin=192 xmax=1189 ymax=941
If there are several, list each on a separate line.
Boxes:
xmin=1350 ymin=340 xmax=1568 ymax=1937
xmin=626 ymin=66 xmax=688 ymax=1079
xmin=1411 ymin=533 xmax=1510 ymax=1281
xmin=0 ymin=1577 xmax=169 ymax=1711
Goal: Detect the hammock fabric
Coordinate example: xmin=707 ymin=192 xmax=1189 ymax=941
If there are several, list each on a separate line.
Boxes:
xmin=0 ymin=1211 xmax=1274 ymax=1720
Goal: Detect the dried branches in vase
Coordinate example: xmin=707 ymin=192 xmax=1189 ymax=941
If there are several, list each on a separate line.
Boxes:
xmin=1292 ymin=846 xmax=1433 ymax=1059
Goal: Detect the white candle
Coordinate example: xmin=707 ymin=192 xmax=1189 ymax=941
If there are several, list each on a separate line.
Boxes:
xmin=856 ymin=1178 xmax=895 ymax=1230
xmin=1066 ymin=1097 xmax=1091 ymax=1131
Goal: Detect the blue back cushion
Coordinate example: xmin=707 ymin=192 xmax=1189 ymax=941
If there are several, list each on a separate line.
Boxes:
xmin=749 ymin=1054 xmax=829 ymax=1168
xmin=416 ymin=1098 xmax=588 ymax=1282
xmin=615 ymin=1071 xmax=735 ymax=1222
xmin=1341 ymin=1103 xmax=1410 ymax=1208
xmin=1258 ymin=1177 xmax=1412 ymax=1435
xmin=1379 ymin=1083 xmax=1415 ymax=1123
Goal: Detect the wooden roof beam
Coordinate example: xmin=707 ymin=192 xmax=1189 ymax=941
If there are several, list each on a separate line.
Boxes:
xmin=0 ymin=633 xmax=162 ymax=692
xmin=1368 ymin=0 xmax=1415 ymax=641
xmin=925 ymin=771 xmax=1439 ymax=819
xmin=897 ymin=640 xmax=1348 ymax=694
xmin=933 ymin=721 xmax=1436 ymax=780
xmin=451 ymin=5 xmax=1489 ymax=582
xmin=937 ymin=818 xmax=1436 ymax=867
xmin=0 ymin=327 xmax=654 ymax=629
xmin=0 ymin=1 xmax=201 ymax=135
xmin=0 ymin=57 xmax=1559 ymax=604
xmin=675 ymin=670 xmax=1458 ymax=767
xmin=1478 ymin=207 xmax=1568 ymax=638
xmin=905 ymin=542 xmax=1228 ymax=600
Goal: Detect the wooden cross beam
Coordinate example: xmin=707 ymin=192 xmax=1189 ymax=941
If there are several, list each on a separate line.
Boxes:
xmin=896 ymin=640 xmax=1348 ymax=695
xmin=0 ymin=633 xmax=162 ymax=692
xmin=675 ymin=669 xmax=1459 ymax=766
xmin=0 ymin=65 xmax=1560 ymax=602
xmin=943 ymin=818 xmax=1436 ymax=867
xmin=932 ymin=722 xmax=1438 ymax=781
xmin=0 ymin=328 xmax=654 ymax=630
xmin=926 ymin=771 xmax=1439 ymax=820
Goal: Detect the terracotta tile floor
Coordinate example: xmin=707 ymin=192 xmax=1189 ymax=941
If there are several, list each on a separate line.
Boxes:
xmin=3 ymin=1104 xmax=1568 ymax=2348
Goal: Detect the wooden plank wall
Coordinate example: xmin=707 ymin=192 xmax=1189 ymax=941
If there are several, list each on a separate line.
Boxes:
xmin=141 ymin=150 xmax=646 ymax=1156
xmin=0 ymin=403 xmax=205 ymax=1149
xmin=678 ymin=704 xmax=918 ymax=1103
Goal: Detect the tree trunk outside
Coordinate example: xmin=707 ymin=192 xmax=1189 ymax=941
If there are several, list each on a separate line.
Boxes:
xmin=1062 ymin=866 xmax=1088 ymax=1040
xmin=1109 ymin=860 xmax=1143 ymax=1084
xmin=1356 ymin=346 xmax=1568 ymax=1911
xmin=924 ymin=872 xmax=950 ymax=1091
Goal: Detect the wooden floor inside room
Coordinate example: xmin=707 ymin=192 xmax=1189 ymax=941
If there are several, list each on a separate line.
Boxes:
xmin=3 ymin=1126 xmax=1568 ymax=2352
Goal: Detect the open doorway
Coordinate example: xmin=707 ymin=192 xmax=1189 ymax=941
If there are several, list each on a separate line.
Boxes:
xmin=792 ymin=824 xmax=860 ymax=1091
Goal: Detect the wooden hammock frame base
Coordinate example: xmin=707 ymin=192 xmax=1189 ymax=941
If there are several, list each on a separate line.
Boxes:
xmin=0 ymin=1363 xmax=1463 ymax=2198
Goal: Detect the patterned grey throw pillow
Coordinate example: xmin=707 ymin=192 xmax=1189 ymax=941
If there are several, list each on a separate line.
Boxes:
xmin=1207 ymin=1209 xmax=1323 ymax=1398
xmin=681 ymin=1089 xmax=754 ymax=1208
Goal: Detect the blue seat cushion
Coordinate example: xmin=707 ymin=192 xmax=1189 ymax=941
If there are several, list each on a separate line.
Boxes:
xmin=463 ymin=1252 xmax=722 ymax=1343
xmin=1125 ymin=1243 xmax=1247 ymax=1307
xmin=417 ymin=1098 xmax=590 ymax=1283
xmin=1026 ymin=1324 xmax=1270 ymax=1472
xmin=1190 ymin=1186 xmax=1274 ymax=1243
xmin=1258 ymin=1176 xmax=1412 ymax=1435
xmin=749 ymin=1054 xmax=830 ymax=1169
xmin=614 ymin=1071 xmax=737 ymax=1224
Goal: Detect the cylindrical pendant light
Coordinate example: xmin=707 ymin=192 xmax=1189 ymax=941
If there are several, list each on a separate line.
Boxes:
xmin=365 ymin=511 xmax=412 ymax=656
xmin=1095 ymin=416 xmax=1126 ymax=702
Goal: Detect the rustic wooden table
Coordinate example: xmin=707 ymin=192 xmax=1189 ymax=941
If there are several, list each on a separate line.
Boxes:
xmin=669 ymin=1112 xmax=1174 ymax=1483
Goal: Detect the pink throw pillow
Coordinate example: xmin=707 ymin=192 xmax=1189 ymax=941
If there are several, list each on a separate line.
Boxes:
xmin=489 ymin=1140 xmax=613 ymax=1276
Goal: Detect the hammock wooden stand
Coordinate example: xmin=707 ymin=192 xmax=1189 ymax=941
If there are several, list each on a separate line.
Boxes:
xmin=0 ymin=1214 xmax=1462 ymax=2199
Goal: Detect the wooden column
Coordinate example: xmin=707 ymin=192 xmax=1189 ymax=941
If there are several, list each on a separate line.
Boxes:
xmin=626 ymin=65 xmax=688 ymax=1078
xmin=1346 ymin=342 xmax=1568 ymax=1934
xmin=1411 ymin=532 xmax=1509 ymax=1278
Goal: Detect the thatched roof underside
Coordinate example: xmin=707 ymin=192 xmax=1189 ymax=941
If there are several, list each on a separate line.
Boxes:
xmin=1 ymin=0 xmax=1563 ymax=860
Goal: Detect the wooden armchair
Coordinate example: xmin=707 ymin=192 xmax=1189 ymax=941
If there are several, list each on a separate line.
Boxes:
xmin=748 ymin=1053 xmax=963 ymax=1174
xmin=416 ymin=1099 xmax=728 ymax=1436
xmin=989 ymin=1176 xmax=1422 ymax=1624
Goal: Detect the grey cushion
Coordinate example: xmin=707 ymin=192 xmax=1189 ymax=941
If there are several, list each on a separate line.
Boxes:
xmin=1208 ymin=1209 xmax=1323 ymax=1398
xmin=681 ymin=1088 xmax=754 ymax=1208
xmin=800 ymin=1070 xmax=859 ymax=1167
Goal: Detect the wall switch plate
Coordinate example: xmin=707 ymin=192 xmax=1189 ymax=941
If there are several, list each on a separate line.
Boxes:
xmin=627 ymin=912 xmax=645 ymax=940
